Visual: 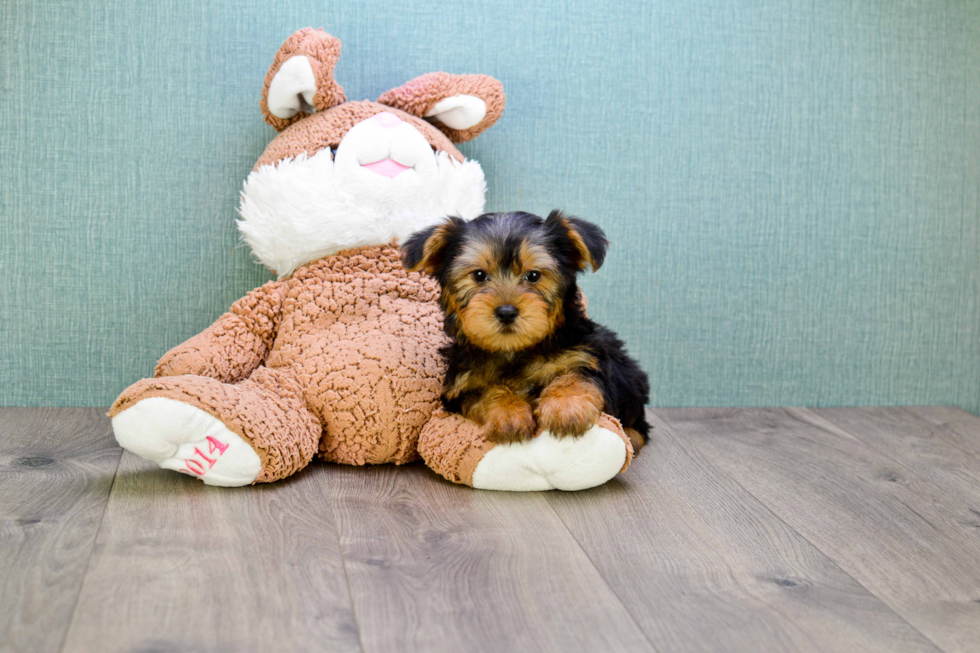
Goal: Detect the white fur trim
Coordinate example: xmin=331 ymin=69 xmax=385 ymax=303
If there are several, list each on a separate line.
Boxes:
xmin=471 ymin=426 xmax=627 ymax=491
xmin=425 ymin=95 xmax=487 ymax=130
xmin=112 ymin=397 xmax=262 ymax=487
xmin=238 ymin=118 xmax=487 ymax=277
xmin=267 ymin=55 xmax=317 ymax=119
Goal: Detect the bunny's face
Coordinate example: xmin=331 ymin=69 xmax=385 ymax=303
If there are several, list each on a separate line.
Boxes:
xmin=237 ymin=29 xmax=505 ymax=278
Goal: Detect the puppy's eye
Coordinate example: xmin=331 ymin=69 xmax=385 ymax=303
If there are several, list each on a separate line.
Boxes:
xmin=525 ymin=271 xmax=541 ymax=283
xmin=472 ymin=270 xmax=488 ymax=282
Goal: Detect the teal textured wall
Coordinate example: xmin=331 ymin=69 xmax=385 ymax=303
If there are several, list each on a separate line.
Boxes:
xmin=2 ymin=1 xmax=979 ymax=409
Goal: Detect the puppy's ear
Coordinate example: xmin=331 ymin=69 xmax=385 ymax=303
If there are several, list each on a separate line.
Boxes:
xmin=545 ymin=210 xmax=608 ymax=272
xmin=402 ymin=217 xmax=465 ymax=275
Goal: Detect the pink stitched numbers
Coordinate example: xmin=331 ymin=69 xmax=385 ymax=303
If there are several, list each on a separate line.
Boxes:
xmin=208 ymin=436 xmax=229 ymax=455
xmin=180 ymin=436 xmax=230 ymax=476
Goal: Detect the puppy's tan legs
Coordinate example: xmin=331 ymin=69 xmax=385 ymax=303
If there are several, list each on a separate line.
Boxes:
xmin=535 ymin=372 xmax=604 ymax=438
xmin=625 ymin=428 xmax=645 ymax=455
xmin=464 ymin=386 xmax=537 ymax=444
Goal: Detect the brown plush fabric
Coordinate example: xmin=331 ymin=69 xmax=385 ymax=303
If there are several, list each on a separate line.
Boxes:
xmin=597 ymin=413 xmax=635 ymax=474
xmin=153 ymin=283 xmax=283 ymax=382
xmin=255 ymin=101 xmax=464 ymax=170
xmin=418 ymin=409 xmax=633 ymax=487
xmin=260 ymin=27 xmax=346 ymax=132
xmin=377 ymin=72 xmax=506 ymax=143
xmin=112 ymin=29 xmax=627 ymax=490
xmin=112 ymin=245 xmax=450 ymax=479
xmin=110 ymin=243 xmax=632 ymax=486
xmin=109 ymin=368 xmax=321 ymax=483
xmin=417 ymin=409 xmax=496 ymax=486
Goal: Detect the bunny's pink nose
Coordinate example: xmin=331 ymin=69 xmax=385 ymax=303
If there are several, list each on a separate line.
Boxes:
xmin=371 ymin=112 xmax=402 ymax=129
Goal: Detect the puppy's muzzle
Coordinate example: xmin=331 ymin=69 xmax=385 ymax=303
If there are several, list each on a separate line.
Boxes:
xmin=494 ymin=304 xmax=519 ymax=325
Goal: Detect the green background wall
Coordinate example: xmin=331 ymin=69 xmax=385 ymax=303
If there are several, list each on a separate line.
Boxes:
xmin=2 ymin=1 xmax=979 ymax=409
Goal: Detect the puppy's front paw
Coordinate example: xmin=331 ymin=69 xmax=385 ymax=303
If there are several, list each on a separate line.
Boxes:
xmin=536 ymin=373 xmax=605 ymax=438
xmin=536 ymin=395 xmax=601 ymax=438
xmin=483 ymin=401 xmax=537 ymax=444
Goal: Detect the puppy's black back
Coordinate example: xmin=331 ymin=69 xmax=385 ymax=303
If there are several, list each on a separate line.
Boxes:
xmin=552 ymin=287 xmax=651 ymax=439
xmin=583 ymin=324 xmax=651 ymax=439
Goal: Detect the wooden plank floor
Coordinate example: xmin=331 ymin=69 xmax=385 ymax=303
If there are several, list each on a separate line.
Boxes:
xmin=2 ymin=407 xmax=980 ymax=652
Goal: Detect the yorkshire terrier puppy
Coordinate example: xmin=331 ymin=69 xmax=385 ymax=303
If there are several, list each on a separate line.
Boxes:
xmin=402 ymin=210 xmax=650 ymax=452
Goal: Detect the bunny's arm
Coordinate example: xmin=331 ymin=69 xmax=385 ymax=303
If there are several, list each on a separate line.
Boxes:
xmin=154 ymin=280 xmax=285 ymax=383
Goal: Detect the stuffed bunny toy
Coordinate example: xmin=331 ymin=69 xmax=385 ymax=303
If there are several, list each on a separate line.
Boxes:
xmin=110 ymin=28 xmax=635 ymax=490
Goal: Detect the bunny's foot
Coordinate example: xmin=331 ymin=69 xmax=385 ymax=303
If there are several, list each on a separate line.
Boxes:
xmin=109 ymin=367 xmax=322 ymax=485
xmin=418 ymin=410 xmax=633 ymax=491
xmin=112 ymin=397 xmax=261 ymax=487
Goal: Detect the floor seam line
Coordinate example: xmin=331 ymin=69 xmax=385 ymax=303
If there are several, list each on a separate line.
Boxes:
xmin=543 ymin=494 xmax=664 ymax=653
xmin=57 ymin=412 xmax=123 ymax=653
xmin=652 ymin=407 xmax=947 ymax=653
xmin=798 ymin=406 xmax=980 ymax=505
xmin=327 ymin=472 xmax=368 ymax=653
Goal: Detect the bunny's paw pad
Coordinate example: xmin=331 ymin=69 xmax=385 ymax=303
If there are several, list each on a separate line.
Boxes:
xmin=471 ymin=425 xmax=627 ymax=492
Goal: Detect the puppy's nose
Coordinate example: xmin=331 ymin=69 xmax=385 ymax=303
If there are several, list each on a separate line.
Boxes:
xmin=371 ymin=111 xmax=402 ymax=129
xmin=494 ymin=304 xmax=519 ymax=325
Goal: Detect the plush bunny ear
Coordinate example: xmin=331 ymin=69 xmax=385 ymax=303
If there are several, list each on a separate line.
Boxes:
xmin=260 ymin=28 xmax=346 ymax=131
xmin=377 ymin=73 xmax=505 ymax=143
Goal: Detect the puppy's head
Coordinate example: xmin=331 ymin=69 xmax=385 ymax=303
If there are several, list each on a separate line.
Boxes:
xmin=402 ymin=210 xmax=608 ymax=352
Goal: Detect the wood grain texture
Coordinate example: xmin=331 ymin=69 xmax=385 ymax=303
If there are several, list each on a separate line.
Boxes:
xmin=0 ymin=408 xmax=120 ymax=653
xmin=906 ymin=406 xmax=980 ymax=458
xmin=811 ymin=406 xmax=980 ymax=510
xmin=61 ymin=452 xmax=361 ymax=653
xmin=324 ymin=462 xmax=654 ymax=653
xmin=546 ymin=410 xmax=940 ymax=653
xmin=659 ymin=407 xmax=980 ymax=653
xmin=9 ymin=407 xmax=980 ymax=653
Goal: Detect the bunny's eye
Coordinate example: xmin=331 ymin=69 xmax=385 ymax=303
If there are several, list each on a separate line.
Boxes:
xmin=525 ymin=271 xmax=541 ymax=283
xmin=472 ymin=270 xmax=488 ymax=282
